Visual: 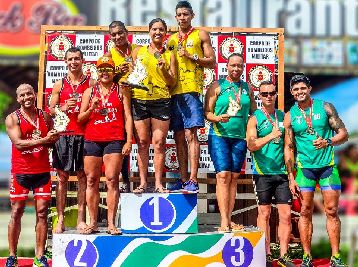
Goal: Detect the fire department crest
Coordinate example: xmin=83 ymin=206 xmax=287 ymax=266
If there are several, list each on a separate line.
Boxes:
xmin=248 ymin=65 xmax=272 ymax=88
xmin=82 ymin=63 xmax=98 ymax=80
xmin=165 ymin=146 xmax=179 ymax=171
xmin=220 ymin=37 xmax=244 ymax=60
xmin=198 ymin=119 xmax=210 ymax=142
xmin=203 ymin=68 xmax=215 ymax=88
xmin=49 ymin=35 xmax=74 ymax=60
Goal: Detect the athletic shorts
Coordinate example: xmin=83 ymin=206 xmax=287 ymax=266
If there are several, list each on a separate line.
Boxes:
xmin=208 ymin=135 xmax=247 ymax=173
xmin=10 ymin=172 xmax=51 ymax=201
xmin=170 ymin=93 xmax=205 ymax=131
xmin=132 ymin=98 xmax=171 ymax=121
xmin=296 ymin=165 xmax=341 ymax=192
xmin=253 ymin=174 xmax=292 ymax=205
xmin=52 ymin=135 xmax=84 ymax=172
xmin=84 ymin=140 xmax=124 ymax=157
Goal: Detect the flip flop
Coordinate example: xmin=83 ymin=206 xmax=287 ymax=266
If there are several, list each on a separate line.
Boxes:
xmin=154 ymin=187 xmax=169 ymax=193
xmin=106 ymin=227 xmax=121 ymax=235
xmin=217 ymin=226 xmax=231 ymax=233
xmin=133 ymin=186 xmax=147 ymax=194
xmin=80 ymin=225 xmax=99 ymax=235
xmin=231 ymin=222 xmax=244 ymax=232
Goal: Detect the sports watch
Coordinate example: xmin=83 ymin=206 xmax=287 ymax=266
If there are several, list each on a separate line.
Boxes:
xmin=326 ymin=138 xmax=332 ymax=146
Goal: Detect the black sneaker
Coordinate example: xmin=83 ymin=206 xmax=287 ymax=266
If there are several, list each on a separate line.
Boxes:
xmin=300 ymin=253 xmax=313 ymax=267
xmin=330 ymin=254 xmax=348 ymax=267
xmin=277 ymin=253 xmax=295 ymax=267
xmin=266 ymin=254 xmax=273 ymax=267
xmin=5 ymin=256 xmax=18 ymax=267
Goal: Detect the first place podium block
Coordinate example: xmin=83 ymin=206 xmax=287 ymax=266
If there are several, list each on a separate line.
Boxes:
xmin=120 ymin=192 xmax=198 ymax=234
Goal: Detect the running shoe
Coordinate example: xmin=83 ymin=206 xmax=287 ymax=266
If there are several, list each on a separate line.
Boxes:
xmin=167 ymin=179 xmax=184 ymax=191
xmin=183 ymin=179 xmax=199 ymax=192
xmin=330 ymin=254 xmax=348 ymax=267
xmin=300 ymin=253 xmax=313 ymax=267
xmin=119 ymin=182 xmax=130 ymax=193
xmin=33 ymin=256 xmax=49 ymax=267
xmin=277 ymin=253 xmax=296 ymax=267
xmin=5 ymin=256 xmax=18 ymax=267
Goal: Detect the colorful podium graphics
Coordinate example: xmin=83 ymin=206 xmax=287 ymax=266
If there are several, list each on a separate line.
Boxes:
xmin=120 ymin=193 xmax=198 ymax=234
xmin=53 ymin=230 xmax=265 ymax=267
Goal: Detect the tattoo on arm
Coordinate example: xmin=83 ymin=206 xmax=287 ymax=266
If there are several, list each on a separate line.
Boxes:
xmin=324 ymin=102 xmax=346 ymax=132
xmin=287 ymin=125 xmax=295 ymax=149
xmin=286 ymin=158 xmax=295 ymax=174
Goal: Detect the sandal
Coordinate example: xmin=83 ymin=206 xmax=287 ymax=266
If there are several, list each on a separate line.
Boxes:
xmin=218 ymin=226 xmax=231 ymax=233
xmin=106 ymin=227 xmax=121 ymax=235
xmin=154 ymin=187 xmax=169 ymax=193
xmin=231 ymin=222 xmax=244 ymax=232
xmin=80 ymin=225 xmax=99 ymax=235
xmin=133 ymin=186 xmax=146 ymax=194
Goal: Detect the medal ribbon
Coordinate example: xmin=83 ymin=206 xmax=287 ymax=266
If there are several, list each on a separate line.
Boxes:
xmin=67 ymin=75 xmax=84 ymax=97
xmin=262 ymin=107 xmax=278 ymax=128
xmin=226 ymin=77 xmax=242 ymax=104
xmin=298 ymin=99 xmax=313 ymax=130
xmin=116 ymin=42 xmax=131 ymax=58
xmin=98 ymin=83 xmax=116 ymax=109
xmin=178 ymin=27 xmax=195 ymax=47
xmin=150 ymin=42 xmax=165 ymax=55
xmin=21 ymin=108 xmax=39 ymax=131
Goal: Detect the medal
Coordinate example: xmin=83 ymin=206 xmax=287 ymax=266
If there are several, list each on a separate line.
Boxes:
xmin=72 ymin=92 xmax=79 ymax=99
xmin=177 ymin=27 xmax=194 ymax=51
xmin=125 ymin=56 xmax=133 ymax=63
xmin=99 ymin=108 xmax=108 ymax=116
xmin=20 ymin=108 xmax=42 ymax=140
xmin=306 ymin=126 xmax=315 ymax=135
xmin=261 ymin=107 xmax=281 ymax=144
xmin=226 ymin=78 xmax=242 ymax=116
xmin=154 ymin=51 xmax=162 ymax=59
xmin=32 ymin=129 xmax=41 ymax=139
xmin=298 ymin=99 xmax=315 ymax=136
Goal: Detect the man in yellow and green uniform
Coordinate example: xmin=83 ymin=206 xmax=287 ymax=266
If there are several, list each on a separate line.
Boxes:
xmin=284 ymin=74 xmax=349 ymax=267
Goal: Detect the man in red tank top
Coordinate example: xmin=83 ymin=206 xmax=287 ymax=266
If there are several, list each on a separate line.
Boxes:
xmin=49 ymin=47 xmax=95 ymax=233
xmin=5 ymin=84 xmax=59 ymax=267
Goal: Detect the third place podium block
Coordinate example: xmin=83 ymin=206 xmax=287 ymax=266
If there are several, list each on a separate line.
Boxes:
xmin=120 ymin=192 xmax=198 ymax=234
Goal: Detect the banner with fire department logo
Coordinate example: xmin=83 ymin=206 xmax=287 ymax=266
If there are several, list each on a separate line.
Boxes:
xmin=39 ymin=26 xmax=283 ymax=174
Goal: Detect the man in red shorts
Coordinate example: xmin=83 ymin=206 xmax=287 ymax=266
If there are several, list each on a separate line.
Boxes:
xmin=5 ymin=84 xmax=59 ymax=267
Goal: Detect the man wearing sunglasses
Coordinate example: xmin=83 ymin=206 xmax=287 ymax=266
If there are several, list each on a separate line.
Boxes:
xmin=246 ymin=81 xmax=294 ymax=267
xmin=284 ymin=74 xmax=349 ymax=267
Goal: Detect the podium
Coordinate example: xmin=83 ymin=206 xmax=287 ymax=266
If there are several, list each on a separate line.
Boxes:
xmin=53 ymin=192 xmax=266 ymax=267
xmin=121 ymin=192 xmax=198 ymax=234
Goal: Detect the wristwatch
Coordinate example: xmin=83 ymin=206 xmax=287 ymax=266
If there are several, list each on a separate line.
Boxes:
xmin=326 ymin=138 xmax=332 ymax=146
xmin=192 ymin=54 xmax=199 ymax=62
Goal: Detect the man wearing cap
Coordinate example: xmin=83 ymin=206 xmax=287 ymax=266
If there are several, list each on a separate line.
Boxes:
xmin=167 ymin=0 xmax=216 ymax=192
xmin=78 ymin=56 xmax=133 ymax=235
xmin=50 ymin=47 xmax=95 ymax=233
xmin=284 ymin=74 xmax=349 ymax=267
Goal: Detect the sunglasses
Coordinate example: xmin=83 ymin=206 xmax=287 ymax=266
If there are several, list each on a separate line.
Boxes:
xmin=97 ymin=67 xmax=114 ymax=73
xmin=260 ymin=91 xmax=277 ymax=97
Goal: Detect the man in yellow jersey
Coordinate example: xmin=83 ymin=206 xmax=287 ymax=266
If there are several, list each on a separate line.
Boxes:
xmin=167 ymin=0 xmax=216 ymax=192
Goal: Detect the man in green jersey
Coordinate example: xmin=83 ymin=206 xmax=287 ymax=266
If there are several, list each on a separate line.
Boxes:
xmin=284 ymin=75 xmax=349 ymax=267
xmin=247 ymin=81 xmax=294 ymax=267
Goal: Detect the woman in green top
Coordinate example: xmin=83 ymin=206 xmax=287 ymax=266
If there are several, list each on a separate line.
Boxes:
xmin=204 ymin=53 xmax=256 ymax=232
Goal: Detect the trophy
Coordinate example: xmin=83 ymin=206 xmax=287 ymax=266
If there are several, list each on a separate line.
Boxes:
xmin=54 ymin=106 xmax=70 ymax=132
xmin=125 ymin=58 xmax=149 ymax=91
xmin=226 ymin=95 xmax=241 ymax=117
